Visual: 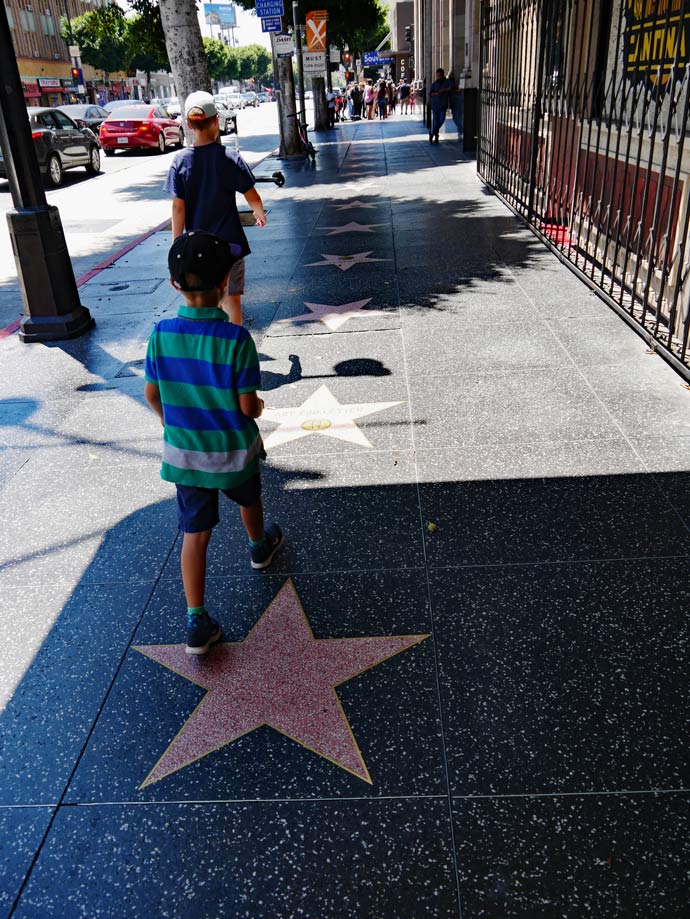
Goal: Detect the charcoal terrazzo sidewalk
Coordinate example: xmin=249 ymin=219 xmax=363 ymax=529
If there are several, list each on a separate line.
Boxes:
xmin=0 ymin=117 xmax=688 ymax=918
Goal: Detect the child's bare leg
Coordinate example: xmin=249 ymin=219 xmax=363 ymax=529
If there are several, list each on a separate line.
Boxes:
xmin=181 ymin=529 xmax=212 ymax=608
xmin=241 ymin=499 xmax=265 ymax=542
xmin=221 ymin=294 xmax=242 ymax=325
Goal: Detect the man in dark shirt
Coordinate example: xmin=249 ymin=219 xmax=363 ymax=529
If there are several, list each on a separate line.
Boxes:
xmin=164 ymin=91 xmax=267 ymax=325
xmin=429 ymin=68 xmax=454 ymax=143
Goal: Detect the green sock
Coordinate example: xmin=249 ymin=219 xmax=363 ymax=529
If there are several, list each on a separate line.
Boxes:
xmin=187 ymin=605 xmax=206 ymax=625
xmin=249 ymin=534 xmax=266 ymax=547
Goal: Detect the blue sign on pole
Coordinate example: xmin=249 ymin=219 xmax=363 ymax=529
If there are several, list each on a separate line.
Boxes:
xmin=261 ymin=15 xmax=282 ymax=31
xmin=363 ymin=51 xmax=394 ymax=67
xmin=256 ymin=0 xmax=283 ymax=16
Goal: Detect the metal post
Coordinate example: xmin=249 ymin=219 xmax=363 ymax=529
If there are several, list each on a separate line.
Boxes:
xmin=292 ymin=1 xmax=306 ymax=123
xmin=527 ymin=0 xmax=548 ymax=223
xmin=0 ymin=3 xmax=93 ymax=342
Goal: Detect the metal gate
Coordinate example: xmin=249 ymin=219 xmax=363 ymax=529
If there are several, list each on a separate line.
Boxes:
xmin=478 ymin=0 xmax=690 ymax=378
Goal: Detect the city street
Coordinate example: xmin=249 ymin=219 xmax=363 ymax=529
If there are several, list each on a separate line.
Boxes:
xmin=0 ymin=103 xmax=281 ymax=330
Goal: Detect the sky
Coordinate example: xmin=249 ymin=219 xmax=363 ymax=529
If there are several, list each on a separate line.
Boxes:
xmin=197 ymin=4 xmax=273 ymax=52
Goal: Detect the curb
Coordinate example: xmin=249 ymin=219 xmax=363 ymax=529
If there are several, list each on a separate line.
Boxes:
xmin=1 ymin=148 xmax=277 ymax=341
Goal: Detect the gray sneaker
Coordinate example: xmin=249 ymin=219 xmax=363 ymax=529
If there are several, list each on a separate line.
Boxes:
xmin=185 ymin=613 xmax=222 ymax=656
xmin=250 ymin=524 xmax=284 ymax=570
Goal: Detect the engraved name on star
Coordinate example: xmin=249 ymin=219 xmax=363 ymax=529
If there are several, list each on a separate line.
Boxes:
xmin=304 ymin=252 xmax=388 ymax=272
xmin=321 ymin=222 xmax=387 ymax=236
xmin=262 ymin=384 xmax=403 ymax=449
xmin=135 ymin=580 xmax=428 ymax=786
xmin=277 ymin=298 xmax=388 ymax=332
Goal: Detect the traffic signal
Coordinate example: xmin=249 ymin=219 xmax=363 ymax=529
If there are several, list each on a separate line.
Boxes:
xmin=71 ymin=67 xmax=80 ymax=83
xmin=343 ymin=51 xmax=351 ymax=65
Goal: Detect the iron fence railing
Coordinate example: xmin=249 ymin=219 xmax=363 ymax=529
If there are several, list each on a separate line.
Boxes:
xmin=478 ymin=0 xmax=690 ymax=378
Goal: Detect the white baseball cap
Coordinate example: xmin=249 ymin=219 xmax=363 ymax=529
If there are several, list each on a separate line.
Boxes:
xmin=184 ymin=91 xmax=218 ymax=120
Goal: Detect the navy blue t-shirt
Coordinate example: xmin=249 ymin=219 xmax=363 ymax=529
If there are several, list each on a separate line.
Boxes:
xmin=164 ymin=143 xmax=255 ymax=257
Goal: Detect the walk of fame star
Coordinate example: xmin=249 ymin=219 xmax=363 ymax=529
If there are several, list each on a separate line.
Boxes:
xmin=262 ymin=384 xmax=403 ymax=449
xmin=304 ymin=252 xmax=388 ymax=272
xmin=135 ymin=581 xmax=428 ymax=786
xmin=277 ymin=298 xmax=388 ymax=332
xmin=321 ymin=222 xmax=386 ymax=236
xmin=332 ymin=200 xmax=379 ymax=210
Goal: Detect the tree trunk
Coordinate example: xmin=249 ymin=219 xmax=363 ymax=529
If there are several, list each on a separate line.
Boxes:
xmin=312 ymin=76 xmax=328 ymax=131
xmin=159 ymin=0 xmax=211 ymax=125
xmin=274 ymin=45 xmax=301 ymax=157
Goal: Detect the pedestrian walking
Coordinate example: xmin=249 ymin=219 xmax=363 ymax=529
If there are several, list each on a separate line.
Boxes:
xmin=364 ymin=80 xmax=376 ymax=119
xmin=326 ymin=88 xmax=337 ymax=128
xmin=399 ymin=79 xmax=411 ymax=114
xmin=429 ymin=68 xmax=454 ymax=143
xmin=351 ymin=83 xmax=363 ymax=119
xmin=144 ymin=231 xmax=284 ymax=655
xmin=164 ymin=91 xmax=267 ymax=327
xmin=377 ymin=81 xmax=388 ymax=119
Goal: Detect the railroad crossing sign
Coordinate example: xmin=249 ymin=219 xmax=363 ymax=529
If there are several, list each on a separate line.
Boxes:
xmin=306 ymin=9 xmax=327 ymax=52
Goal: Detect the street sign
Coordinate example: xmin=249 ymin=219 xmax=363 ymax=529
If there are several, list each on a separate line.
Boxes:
xmin=68 ymin=45 xmax=80 ymax=58
xmin=303 ymin=51 xmax=326 ymax=74
xmin=329 ymin=46 xmax=341 ymax=63
xmin=363 ymin=51 xmax=394 ymax=67
xmin=256 ymin=0 xmax=283 ymax=16
xmin=305 ymin=9 xmax=327 ymax=51
xmin=261 ymin=15 xmax=281 ymax=31
xmin=273 ymin=33 xmax=294 ymax=57
xmin=203 ymin=3 xmax=236 ymax=27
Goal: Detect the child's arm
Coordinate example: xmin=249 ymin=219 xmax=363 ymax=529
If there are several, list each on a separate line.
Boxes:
xmin=171 ymin=198 xmax=186 ymax=240
xmin=243 ymin=187 xmax=267 ymax=227
xmin=239 ymin=392 xmax=264 ymax=419
xmin=144 ymin=381 xmax=164 ymax=426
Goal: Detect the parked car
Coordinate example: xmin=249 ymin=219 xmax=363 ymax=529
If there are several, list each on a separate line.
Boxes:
xmin=58 ymin=103 xmax=110 ymax=133
xmin=0 ymin=107 xmax=101 ymax=187
xmin=213 ymin=97 xmax=238 ymax=134
xmin=221 ymin=92 xmax=244 ymax=110
xmin=99 ymin=104 xmax=183 ymax=156
xmin=164 ymin=96 xmax=181 ymax=117
xmin=104 ymin=99 xmax=136 ymax=112
xmin=257 ymin=92 xmax=270 ymax=103
xmin=241 ymin=92 xmax=259 ymax=108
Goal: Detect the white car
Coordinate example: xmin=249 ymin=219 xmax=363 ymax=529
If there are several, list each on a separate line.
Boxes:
xmin=221 ymin=92 xmax=244 ymax=110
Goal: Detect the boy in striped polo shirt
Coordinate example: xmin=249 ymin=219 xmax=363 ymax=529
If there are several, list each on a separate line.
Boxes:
xmin=145 ymin=231 xmax=283 ymax=655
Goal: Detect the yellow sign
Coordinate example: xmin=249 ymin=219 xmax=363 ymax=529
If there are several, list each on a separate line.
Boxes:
xmin=625 ymin=0 xmax=690 ymax=86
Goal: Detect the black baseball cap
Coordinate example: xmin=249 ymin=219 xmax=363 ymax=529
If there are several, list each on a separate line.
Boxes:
xmin=168 ymin=231 xmax=242 ymax=292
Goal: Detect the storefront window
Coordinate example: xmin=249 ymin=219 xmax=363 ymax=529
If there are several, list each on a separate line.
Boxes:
xmin=5 ymin=5 xmax=13 ymax=27
xmin=19 ymin=7 xmax=36 ymax=31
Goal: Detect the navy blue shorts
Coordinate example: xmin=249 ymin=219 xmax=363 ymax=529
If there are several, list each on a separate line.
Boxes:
xmin=176 ymin=475 xmax=262 ymax=533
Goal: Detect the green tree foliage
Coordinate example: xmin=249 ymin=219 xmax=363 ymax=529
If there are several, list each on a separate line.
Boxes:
xmin=203 ymin=42 xmax=271 ymax=85
xmin=61 ymin=3 xmax=129 ymax=76
xmin=203 ymin=36 xmax=231 ymax=82
xmin=233 ymin=0 xmax=387 ymax=58
xmin=127 ymin=0 xmax=170 ymax=74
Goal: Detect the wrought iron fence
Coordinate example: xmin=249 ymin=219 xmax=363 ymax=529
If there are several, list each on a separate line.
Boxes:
xmin=478 ymin=0 xmax=690 ymax=378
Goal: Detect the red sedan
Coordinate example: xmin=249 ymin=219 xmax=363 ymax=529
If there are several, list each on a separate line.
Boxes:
xmin=99 ymin=104 xmax=184 ymax=156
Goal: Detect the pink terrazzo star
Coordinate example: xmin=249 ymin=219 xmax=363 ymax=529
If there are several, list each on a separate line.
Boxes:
xmin=304 ymin=251 xmax=388 ymax=271
xmin=135 ymin=580 xmax=428 ymax=787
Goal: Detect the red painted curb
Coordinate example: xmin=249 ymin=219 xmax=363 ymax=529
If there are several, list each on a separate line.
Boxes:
xmin=0 ymin=217 xmax=172 ymax=340
xmin=75 ymin=217 xmax=171 ymax=287
xmin=0 ymin=319 xmax=20 ymax=340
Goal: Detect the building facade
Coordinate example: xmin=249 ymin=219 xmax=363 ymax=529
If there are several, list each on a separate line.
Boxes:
xmin=6 ymin=0 xmax=132 ymax=106
xmin=388 ymin=0 xmax=480 ymax=148
xmin=478 ymin=0 xmax=690 ymax=377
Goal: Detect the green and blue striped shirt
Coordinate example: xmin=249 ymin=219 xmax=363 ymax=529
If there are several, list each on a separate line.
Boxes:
xmin=145 ymin=305 xmax=264 ymax=489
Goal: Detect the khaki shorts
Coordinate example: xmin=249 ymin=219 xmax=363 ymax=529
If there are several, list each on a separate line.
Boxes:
xmin=227 ymin=257 xmax=246 ymax=296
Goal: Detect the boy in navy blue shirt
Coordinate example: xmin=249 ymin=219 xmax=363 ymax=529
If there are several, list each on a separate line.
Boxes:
xmin=164 ymin=91 xmax=267 ymax=325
